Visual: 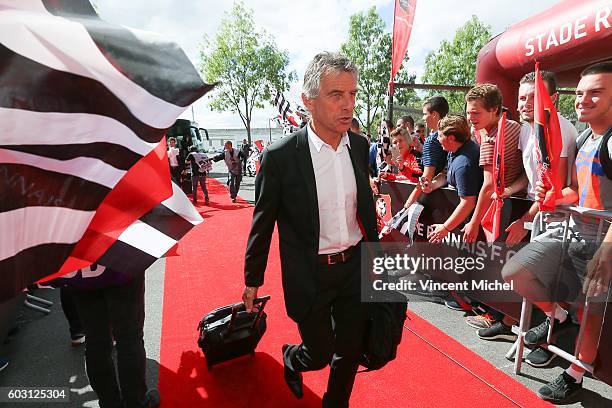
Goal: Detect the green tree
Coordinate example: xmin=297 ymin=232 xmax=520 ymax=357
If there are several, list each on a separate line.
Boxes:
xmin=199 ymin=1 xmax=295 ymax=142
xmin=393 ymin=72 xmax=423 ymax=124
xmin=557 ymin=93 xmax=577 ymax=123
xmin=422 ymin=16 xmax=492 ymax=113
xmin=340 ymin=7 xmax=418 ymax=136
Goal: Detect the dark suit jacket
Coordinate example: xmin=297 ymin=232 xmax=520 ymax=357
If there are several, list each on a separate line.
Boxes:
xmin=244 ymin=127 xmax=378 ymax=322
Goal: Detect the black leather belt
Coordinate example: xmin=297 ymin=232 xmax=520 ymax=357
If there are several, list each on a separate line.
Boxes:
xmin=317 ymin=243 xmax=360 ymax=265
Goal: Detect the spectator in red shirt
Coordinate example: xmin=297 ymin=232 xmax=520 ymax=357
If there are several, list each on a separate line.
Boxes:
xmin=389 ymin=127 xmax=422 ymax=182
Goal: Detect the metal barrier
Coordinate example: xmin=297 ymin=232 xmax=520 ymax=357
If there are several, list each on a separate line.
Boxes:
xmin=24 ymin=293 xmax=53 ymax=314
xmin=507 ymin=205 xmax=612 ymax=375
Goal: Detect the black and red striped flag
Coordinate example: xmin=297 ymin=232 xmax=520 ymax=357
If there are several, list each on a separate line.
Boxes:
xmin=254 ymin=140 xmax=265 ymax=152
xmin=274 ymin=91 xmax=299 ymax=127
xmin=533 ymin=62 xmax=563 ymax=212
xmin=45 ymin=182 xmax=203 ymax=289
xmin=0 ymin=0 xmax=212 ymax=300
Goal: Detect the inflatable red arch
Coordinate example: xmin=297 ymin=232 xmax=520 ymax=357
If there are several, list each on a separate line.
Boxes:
xmin=475 ymin=0 xmax=612 ymax=120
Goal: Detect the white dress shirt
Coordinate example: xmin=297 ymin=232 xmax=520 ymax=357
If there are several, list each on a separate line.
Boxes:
xmin=307 ymin=125 xmax=362 ymax=254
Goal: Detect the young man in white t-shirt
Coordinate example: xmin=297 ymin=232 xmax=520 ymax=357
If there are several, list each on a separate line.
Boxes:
xmin=504 ymin=71 xmax=578 ymax=246
xmin=167 ymin=137 xmax=181 ymax=183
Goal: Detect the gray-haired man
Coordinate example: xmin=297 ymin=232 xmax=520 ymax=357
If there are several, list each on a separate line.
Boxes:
xmin=242 ymin=52 xmax=378 ymax=407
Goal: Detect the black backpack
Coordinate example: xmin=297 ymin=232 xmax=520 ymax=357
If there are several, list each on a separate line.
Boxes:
xmin=576 ymin=127 xmax=612 ymax=180
xmin=360 ymin=290 xmax=408 ymax=371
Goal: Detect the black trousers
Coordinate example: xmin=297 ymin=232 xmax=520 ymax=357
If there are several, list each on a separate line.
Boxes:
xmin=72 ymin=272 xmax=147 ymax=408
xmin=229 ymin=172 xmax=242 ymax=199
xmin=60 ymin=288 xmax=83 ymax=337
xmin=284 ymin=254 xmax=367 ymax=408
xmin=170 ymin=165 xmax=181 ymax=184
xmin=191 ymin=173 xmax=209 ymax=202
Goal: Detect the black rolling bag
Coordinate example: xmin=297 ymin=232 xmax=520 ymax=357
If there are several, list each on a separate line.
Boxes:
xmin=197 ymin=296 xmax=270 ymax=368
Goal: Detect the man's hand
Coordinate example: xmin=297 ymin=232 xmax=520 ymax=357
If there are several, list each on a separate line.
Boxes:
xmin=428 ymin=224 xmax=449 ymax=243
xmin=403 ymin=200 xmax=414 ymax=209
xmin=395 ymin=157 xmax=405 ymax=171
xmin=420 ymin=178 xmax=433 ymax=194
xmin=534 ymin=180 xmax=551 ymax=204
xmin=461 ymin=221 xmax=479 ymax=243
xmin=505 ymin=219 xmax=529 ymax=248
xmin=242 ymin=286 xmax=259 ymax=312
xmin=491 ymin=187 xmax=511 ymax=200
xmin=583 ymin=245 xmax=612 ymax=298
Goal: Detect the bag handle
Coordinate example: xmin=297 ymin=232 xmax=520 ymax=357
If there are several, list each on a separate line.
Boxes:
xmin=227 ymin=295 xmax=270 ymax=335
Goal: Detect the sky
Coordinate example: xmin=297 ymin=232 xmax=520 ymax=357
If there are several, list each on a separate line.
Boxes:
xmin=94 ymin=0 xmax=563 ymax=129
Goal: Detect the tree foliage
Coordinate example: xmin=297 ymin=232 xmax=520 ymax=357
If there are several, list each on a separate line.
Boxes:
xmin=340 ymin=7 xmax=418 ymax=136
xmin=422 ymin=16 xmax=492 ymax=113
xmin=557 ymin=93 xmax=577 ymax=123
xmin=199 ymin=1 xmax=295 ymax=141
xmin=393 ymin=71 xmax=422 ymax=124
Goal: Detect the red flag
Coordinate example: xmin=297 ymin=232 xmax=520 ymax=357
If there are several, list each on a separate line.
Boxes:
xmin=254 ymin=140 xmax=264 ymax=151
xmin=390 ymin=0 xmax=417 ymax=94
xmin=287 ymin=115 xmax=299 ymax=127
xmin=481 ymin=113 xmax=506 ymax=242
xmin=534 ymin=62 xmax=563 ymax=212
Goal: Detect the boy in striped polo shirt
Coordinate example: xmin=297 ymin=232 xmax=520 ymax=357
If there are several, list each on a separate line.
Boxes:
xmin=462 ymin=84 xmax=525 ymax=243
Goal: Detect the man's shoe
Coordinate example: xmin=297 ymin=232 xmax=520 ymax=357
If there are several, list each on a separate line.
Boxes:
xmin=282 ymin=344 xmax=303 ymax=399
xmin=71 ymin=333 xmax=86 ymax=347
xmin=205 ymin=197 xmax=209 ymax=205
xmin=537 ymin=371 xmax=582 ymax=402
xmin=465 ymin=313 xmax=497 ymax=329
xmin=445 ymin=299 xmax=471 ymax=312
xmin=524 ymin=317 xmax=574 ymax=346
xmin=232 ymin=198 xmax=237 ymax=203
xmin=143 ymin=388 xmax=161 ymax=408
xmin=477 ymin=321 xmax=517 ymax=341
xmin=0 ymin=358 xmax=8 ymax=372
xmin=525 ymin=347 xmax=557 ymax=368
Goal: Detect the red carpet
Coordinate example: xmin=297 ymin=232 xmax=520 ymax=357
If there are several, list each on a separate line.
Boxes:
xmin=158 ymin=178 xmax=552 ymax=407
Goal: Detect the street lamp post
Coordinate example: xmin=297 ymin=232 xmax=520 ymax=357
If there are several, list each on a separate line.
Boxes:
xmin=268 ymin=118 xmax=272 ymax=144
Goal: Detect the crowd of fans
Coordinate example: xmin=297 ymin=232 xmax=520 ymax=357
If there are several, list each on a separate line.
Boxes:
xmin=363 ymin=61 xmax=612 ymax=403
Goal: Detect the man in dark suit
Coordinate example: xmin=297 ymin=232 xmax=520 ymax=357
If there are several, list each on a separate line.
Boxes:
xmin=242 ymin=52 xmax=378 ymax=407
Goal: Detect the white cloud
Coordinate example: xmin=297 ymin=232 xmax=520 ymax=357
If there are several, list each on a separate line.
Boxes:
xmin=94 ymin=0 xmax=560 ymax=129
